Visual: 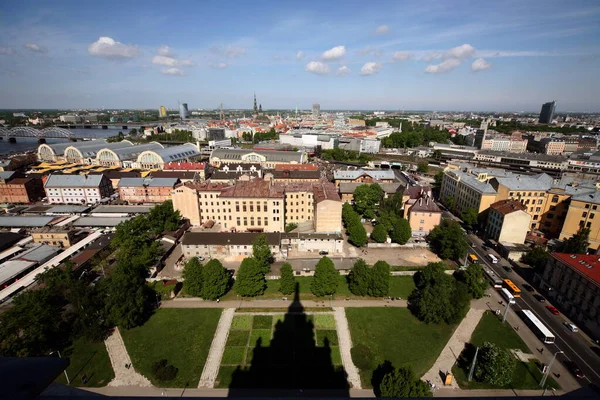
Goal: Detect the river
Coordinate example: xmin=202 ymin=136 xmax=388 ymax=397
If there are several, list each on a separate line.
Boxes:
xmin=0 ymin=128 xmax=132 ymax=156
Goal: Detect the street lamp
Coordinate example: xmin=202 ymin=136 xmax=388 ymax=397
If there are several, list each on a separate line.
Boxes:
xmin=502 ymin=298 xmax=514 ymax=323
xmin=539 ymin=350 xmax=564 ymax=388
xmin=49 ymin=351 xmax=70 ymax=385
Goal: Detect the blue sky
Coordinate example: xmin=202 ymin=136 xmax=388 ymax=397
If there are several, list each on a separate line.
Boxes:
xmin=0 ymin=0 xmax=599 ymax=112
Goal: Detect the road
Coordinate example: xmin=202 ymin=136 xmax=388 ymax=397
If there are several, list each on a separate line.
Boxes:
xmin=467 ymin=234 xmax=600 ymax=388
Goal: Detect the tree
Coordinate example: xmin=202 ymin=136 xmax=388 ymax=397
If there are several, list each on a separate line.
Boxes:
xmin=389 ymin=218 xmax=412 ymax=245
xmin=152 ymin=359 xmax=178 ymax=381
xmin=104 ymin=263 xmax=154 ymax=329
xmin=434 ymin=171 xmax=444 ymax=187
xmin=454 ymin=263 xmax=488 ymax=299
xmin=348 ymin=222 xmax=368 ymax=247
xmin=371 ymin=261 xmax=391 ymax=297
xmin=474 ymin=342 xmax=516 ymax=386
xmin=284 ymin=223 xmax=298 ymax=233
xmin=379 ymin=366 xmax=431 ymax=398
xmin=310 ymin=256 xmax=340 ymax=296
xmin=279 ymin=263 xmax=296 ymax=295
xmin=235 ymin=258 xmax=266 ymax=297
xmin=354 ymin=184 xmax=383 ymax=219
xmin=348 ymin=259 xmax=370 ymax=296
xmin=443 ymin=195 xmax=455 ymax=211
xmin=521 ymin=246 xmax=550 ymax=273
xmin=342 ymin=203 xmax=361 ymax=227
xmin=371 ymin=224 xmax=388 ymax=243
xmin=461 ymin=208 xmax=479 ymax=231
xmin=201 ymin=259 xmax=231 ymax=300
xmin=252 ymin=234 xmax=274 ymax=273
xmin=427 ymin=219 xmax=469 ymax=260
xmin=559 ymin=226 xmax=590 ymax=254
xmin=417 ymin=161 xmax=428 ymax=173
xmin=182 ymin=258 xmax=204 ymax=297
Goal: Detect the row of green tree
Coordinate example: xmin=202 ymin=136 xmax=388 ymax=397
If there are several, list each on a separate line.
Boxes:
xmin=242 ymin=128 xmax=278 ymax=144
xmin=381 ymin=123 xmax=450 ymax=148
xmin=522 ymin=226 xmax=591 ymax=273
xmin=319 ymin=148 xmax=373 ymax=164
xmin=0 ymin=201 xmax=182 ymax=357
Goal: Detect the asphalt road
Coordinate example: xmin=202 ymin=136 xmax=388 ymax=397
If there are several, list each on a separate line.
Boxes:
xmin=467 ymin=234 xmax=600 ymax=388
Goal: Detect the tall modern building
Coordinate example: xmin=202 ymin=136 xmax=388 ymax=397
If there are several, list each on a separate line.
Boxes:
xmin=539 ymin=101 xmax=556 ymax=124
xmin=179 ymin=103 xmax=189 ymax=120
xmin=312 ymin=103 xmax=320 ymax=117
xmin=159 ymin=106 xmax=167 ymax=118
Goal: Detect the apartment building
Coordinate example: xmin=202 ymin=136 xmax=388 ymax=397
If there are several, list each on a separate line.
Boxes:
xmin=171 ymin=179 xmax=342 ymax=233
xmin=403 ymin=195 xmax=442 ymax=236
xmin=485 ymin=200 xmax=530 ymax=244
xmin=43 ymin=174 xmax=113 ymax=204
xmin=118 ymin=177 xmax=179 ymax=204
xmin=539 ymin=253 xmax=600 ymax=338
xmin=181 ymin=232 xmax=281 ymax=260
xmin=480 ymin=136 xmax=527 ymax=153
xmin=333 ymin=169 xmax=396 ymax=188
xmin=31 ymin=228 xmax=77 ymax=248
xmin=560 ymin=192 xmax=600 ymax=251
xmin=0 ymin=171 xmax=44 ymax=203
xmin=439 ymin=169 xmax=498 ymax=214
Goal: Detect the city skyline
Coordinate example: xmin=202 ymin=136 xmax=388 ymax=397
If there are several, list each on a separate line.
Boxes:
xmin=0 ymin=0 xmax=599 ymax=112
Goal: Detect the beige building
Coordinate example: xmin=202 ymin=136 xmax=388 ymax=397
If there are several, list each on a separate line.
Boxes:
xmin=539 ymin=253 xmax=600 ymax=338
xmin=31 ymin=228 xmax=77 ymax=248
xmin=545 ymin=139 xmax=566 ymax=156
xmin=209 ymin=149 xmax=305 ymax=168
xmin=439 ymin=168 xmax=498 ymax=214
xmin=560 ymin=192 xmax=600 ymax=251
xmin=181 ymin=232 xmax=281 ymax=260
xmin=485 ymin=200 xmax=530 ymax=244
xmin=403 ymin=195 xmax=442 ymax=236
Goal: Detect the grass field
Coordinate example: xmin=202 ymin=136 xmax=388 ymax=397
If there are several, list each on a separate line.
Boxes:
xmin=221 ymin=276 xmax=415 ymax=300
xmin=54 ymin=336 xmax=114 ymax=387
xmin=452 ymin=311 xmax=560 ymax=390
xmin=346 ymin=308 xmax=455 ymax=388
xmin=216 ymin=313 xmax=344 ymax=389
xmin=121 ymin=309 xmax=222 ymax=388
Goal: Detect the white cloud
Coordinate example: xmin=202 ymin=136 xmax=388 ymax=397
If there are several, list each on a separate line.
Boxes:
xmin=471 ymin=58 xmax=492 ymax=71
xmin=296 ymin=51 xmax=304 ymax=60
xmin=210 ymin=44 xmax=247 ymax=58
xmin=443 ymin=43 xmax=475 ymax=59
xmin=337 ymin=66 xmax=351 ymax=76
xmin=209 ymin=62 xmax=228 ymax=69
xmin=305 ymin=61 xmax=329 ymax=75
xmin=374 ymin=25 xmax=390 ymax=35
xmin=321 ymin=45 xmax=346 ymax=61
xmin=161 ymin=67 xmax=185 ymax=75
xmin=152 ymin=55 xmax=194 ymax=67
xmin=392 ymin=51 xmax=413 ymax=62
xmin=0 ymin=47 xmax=15 ymax=55
xmin=422 ymin=51 xmax=442 ymax=62
xmin=157 ymin=45 xmax=174 ymax=57
xmin=360 ymin=62 xmax=382 ymax=76
xmin=24 ymin=43 xmax=47 ymax=53
xmin=358 ymin=46 xmax=383 ymax=57
xmin=88 ymin=37 xmax=140 ymax=59
xmin=425 ymin=58 xmax=461 ymax=74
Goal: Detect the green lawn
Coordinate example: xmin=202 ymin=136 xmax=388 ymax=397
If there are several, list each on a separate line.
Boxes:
xmin=121 ymin=309 xmax=222 ymax=388
xmin=54 ymin=336 xmax=114 ymax=387
xmin=452 ymin=311 xmax=560 ymax=390
xmin=388 ymin=276 xmax=416 ymax=298
xmin=346 ymin=308 xmax=456 ymax=388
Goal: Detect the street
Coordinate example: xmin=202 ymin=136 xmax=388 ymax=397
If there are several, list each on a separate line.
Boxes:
xmin=467 ymin=234 xmax=600 ymax=388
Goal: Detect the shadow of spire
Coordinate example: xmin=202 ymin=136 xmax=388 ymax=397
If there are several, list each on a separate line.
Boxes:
xmin=227 ymin=282 xmax=349 ymax=396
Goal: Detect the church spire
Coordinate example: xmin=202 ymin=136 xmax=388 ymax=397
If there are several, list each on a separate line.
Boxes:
xmin=253 ymin=92 xmax=258 ymax=113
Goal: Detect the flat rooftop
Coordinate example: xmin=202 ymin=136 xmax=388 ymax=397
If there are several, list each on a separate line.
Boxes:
xmin=91 ymin=205 xmax=154 ymax=214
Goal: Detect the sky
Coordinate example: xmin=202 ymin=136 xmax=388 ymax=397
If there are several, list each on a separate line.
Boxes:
xmin=0 ymin=0 xmax=599 ymax=112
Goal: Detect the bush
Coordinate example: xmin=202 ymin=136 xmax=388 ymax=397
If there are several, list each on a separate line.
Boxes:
xmin=151 ymin=359 xmax=178 ymax=381
xmin=351 ymin=344 xmax=374 ymax=370
xmin=279 ymin=263 xmax=296 ymax=295
xmin=474 ymin=342 xmax=516 ymax=386
xmin=285 ymin=223 xmax=298 ymax=233
xmin=371 ymin=224 xmax=388 ymax=243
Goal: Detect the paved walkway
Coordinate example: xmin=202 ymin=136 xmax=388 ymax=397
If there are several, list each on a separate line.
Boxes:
xmin=198 ymin=308 xmax=235 ymax=388
xmin=163 ymin=298 xmax=408 ymax=309
xmin=104 ymin=328 xmax=152 ymax=387
xmin=333 ymin=307 xmax=362 ymax=390
xmin=422 ymin=307 xmax=486 ymax=389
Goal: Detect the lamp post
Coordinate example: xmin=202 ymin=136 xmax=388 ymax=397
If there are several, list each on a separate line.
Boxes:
xmin=502 ymin=299 xmax=514 ymax=323
xmin=50 ymin=351 xmax=70 ymax=385
xmin=540 ymin=350 xmax=564 ymax=388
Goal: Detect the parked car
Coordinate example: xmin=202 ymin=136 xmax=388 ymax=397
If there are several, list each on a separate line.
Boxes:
xmin=522 ymin=283 xmax=535 ymax=292
xmin=503 ymin=265 xmax=513 ymax=273
xmin=319 ymin=250 xmax=329 ymax=255
xmin=564 ymin=322 xmax=579 ymax=332
xmin=564 ymin=360 xmax=585 ymax=379
xmin=533 ymin=294 xmax=546 ymax=302
xmin=196 ymin=256 xmax=205 ymax=262
xmin=546 ymin=305 xmax=560 ymax=315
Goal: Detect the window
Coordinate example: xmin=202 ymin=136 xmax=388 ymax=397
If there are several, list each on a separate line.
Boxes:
xmin=594 ymin=205 xmax=598 ymax=210
xmin=585 ymin=204 xmax=590 ymax=209
xmin=591 ymin=213 xmax=595 ymax=219
xmin=587 ymin=222 xmax=592 ymax=228
xmin=235 ymin=201 xmax=239 ymax=212
xmin=583 ymin=212 xmax=588 ymax=218
xmin=243 ymin=217 xmax=247 ymax=226
xmin=538 ymin=199 xmax=543 ymax=204
xmin=420 ymin=220 xmax=425 ymax=223
xmin=533 ymin=215 xmax=539 ymax=220
xmin=535 ymin=207 xmax=541 ymax=212
xmin=549 ymin=205 xmax=556 ymax=211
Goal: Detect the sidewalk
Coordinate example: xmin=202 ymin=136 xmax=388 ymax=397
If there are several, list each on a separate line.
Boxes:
xmin=198 ymin=308 xmax=235 ymax=388
xmin=162 ymin=298 xmax=408 ymax=309
xmin=333 ymin=307 xmax=362 ymax=389
xmin=104 ymin=328 xmax=152 ymax=387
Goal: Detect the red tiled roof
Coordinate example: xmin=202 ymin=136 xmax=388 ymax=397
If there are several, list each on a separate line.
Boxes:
xmin=552 ymin=253 xmax=600 ymax=286
xmin=164 ymin=162 xmax=205 ymax=171
xmin=490 ymin=199 xmax=527 ymax=215
xmin=274 ymin=164 xmax=318 ymax=171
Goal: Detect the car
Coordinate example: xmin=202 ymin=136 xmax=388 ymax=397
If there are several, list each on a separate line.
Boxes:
xmin=564 ymin=322 xmax=579 ymax=332
xmin=522 ymin=283 xmax=535 ymax=292
xmin=533 ymin=294 xmax=546 ymax=302
xmin=564 ymin=360 xmax=585 ymax=379
xmin=546 ymin=305 xmax=560 ymax=315
xmin=319 ymin=250 xmax=329 ymax=255
xmin=503 ymin=265 xmax=513 ymax=273
xmin=196 ymin=256 xmax=205 ymax=262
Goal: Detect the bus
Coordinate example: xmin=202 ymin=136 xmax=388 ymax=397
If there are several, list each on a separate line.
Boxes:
xmin=500 ymin=288 xmax=515 ymax=304
xmin=521 ymin=309 xmax=555 ymax=344
xmin=488 ymin=254 xmax=499 ymax=264
xmin=468 ymin=254 xmax=479 ymax=264
xmin=503 ymin=279 xmax=522 ymax=298
xmin=483 ymin=267 xmax=503 ymax=289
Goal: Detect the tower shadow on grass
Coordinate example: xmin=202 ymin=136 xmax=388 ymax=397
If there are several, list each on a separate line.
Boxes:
xmin=228 ymin=283 xmax=349 ymax=397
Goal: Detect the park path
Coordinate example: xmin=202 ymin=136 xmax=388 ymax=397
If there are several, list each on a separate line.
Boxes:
xmin=104 ymin=328 xmax=152 ymax=387
xmin=333 ymin=307 xmax=362 ymax=390
xmin=198 ymin=308 xmax=236 ymax=388
xmin=163 ymin=298 xmax=407 ymax=309
xmin=421 ymin=307 xmax=486 ymax=389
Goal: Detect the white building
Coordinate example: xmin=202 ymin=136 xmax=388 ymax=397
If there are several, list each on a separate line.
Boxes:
xmin=44 ymin=174 xmax=113 ymax=205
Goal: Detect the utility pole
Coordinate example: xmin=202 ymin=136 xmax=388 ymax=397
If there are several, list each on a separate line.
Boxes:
xmin=540 ymin=351 xmax=563 ymax=388
xmin=467 ymin=346 xmax=479 ymax=381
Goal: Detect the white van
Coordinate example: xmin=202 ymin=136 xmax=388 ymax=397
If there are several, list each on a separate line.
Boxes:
xmin=488 ymin=254 xmax=498 ymax=264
